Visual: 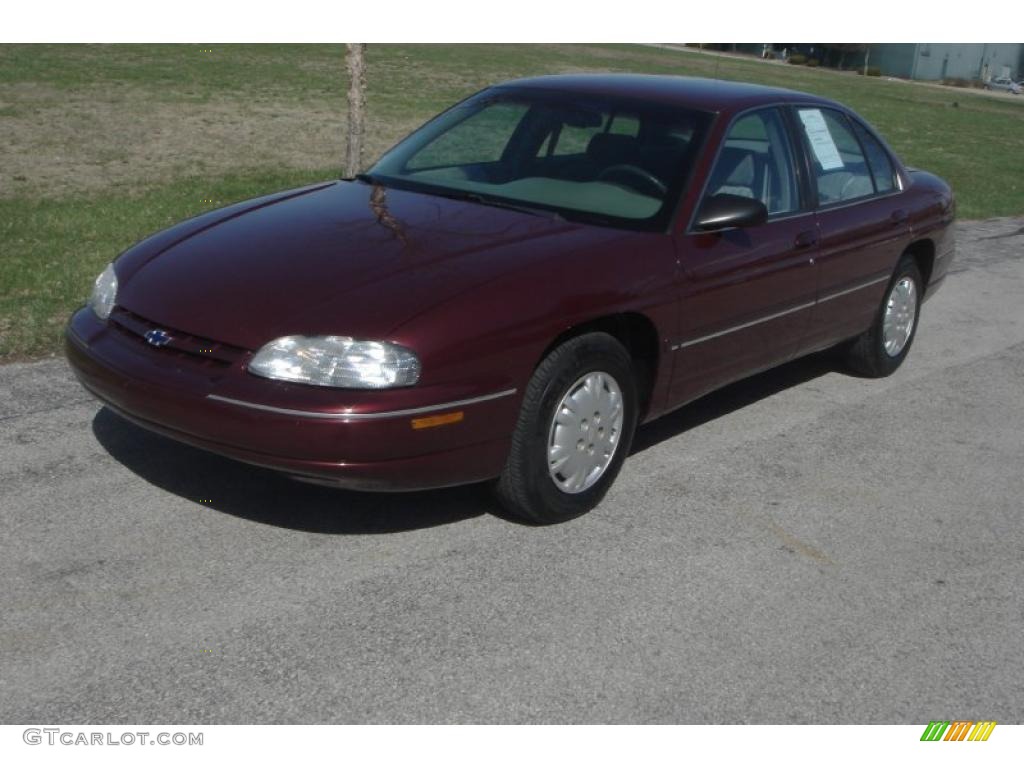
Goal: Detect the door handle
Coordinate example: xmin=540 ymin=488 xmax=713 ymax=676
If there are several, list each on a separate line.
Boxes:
xmin=794 ymin=230 xmax=818 ymax=249
xmin=890 ymin=209 xmax=909 ymax=225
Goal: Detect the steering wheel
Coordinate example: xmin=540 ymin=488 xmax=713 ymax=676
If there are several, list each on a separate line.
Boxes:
xmin=596 ymin=164 xmax=668 ymax=197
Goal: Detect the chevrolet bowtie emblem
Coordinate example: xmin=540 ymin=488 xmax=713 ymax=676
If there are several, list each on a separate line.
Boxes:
xmin=144 ymin=329 xmax=173 ymax=347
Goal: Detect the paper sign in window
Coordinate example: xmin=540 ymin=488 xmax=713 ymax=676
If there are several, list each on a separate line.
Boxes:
xmin=798 ymin=109 xmax=844 ymax=170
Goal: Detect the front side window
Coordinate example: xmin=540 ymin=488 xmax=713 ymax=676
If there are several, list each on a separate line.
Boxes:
xmin=796 ymin=107 xmax=876 ymax=205
xmin=703 ymin=107 xmax=800 ymax=217
xmin=369 ymin=88 xmax=712 ymax=230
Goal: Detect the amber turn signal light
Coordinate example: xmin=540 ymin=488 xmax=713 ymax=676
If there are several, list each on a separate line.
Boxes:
xmin=411 ymin=411 xmax=464 ymax=430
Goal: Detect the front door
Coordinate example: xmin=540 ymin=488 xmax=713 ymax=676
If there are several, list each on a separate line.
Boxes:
xmin=670 ymin=107 xmax=818 ymax=407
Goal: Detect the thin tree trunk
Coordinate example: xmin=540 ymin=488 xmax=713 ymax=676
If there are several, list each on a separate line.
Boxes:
xmin=344 ymin=44 xmax=367 ymax=178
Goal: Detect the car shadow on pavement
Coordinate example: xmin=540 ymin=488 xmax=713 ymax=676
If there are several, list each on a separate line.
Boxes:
xmin=91 ymin=349 xmax=840 ymax=533
xmin=630 ymin=349 xmax=839 ymax=455
xmin=91 ymin=408 xmax=494 ymax=534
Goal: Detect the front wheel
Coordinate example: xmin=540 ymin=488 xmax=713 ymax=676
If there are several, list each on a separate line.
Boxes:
xmin=845 ymin=256 xmax=923 ymax=377
xmin=494 ymin=332 xmax=638 ymax=524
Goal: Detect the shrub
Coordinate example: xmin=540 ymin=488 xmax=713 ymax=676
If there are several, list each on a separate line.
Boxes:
xmin=942 ymin=77 xmax=971 ymax=88
xmin=806 ymin=58 xmax=819 ymax=67
xmin=788 ymin=54 xmax=806 ymax=65
xmin=866 ymin=66 xmax=882 ymax=77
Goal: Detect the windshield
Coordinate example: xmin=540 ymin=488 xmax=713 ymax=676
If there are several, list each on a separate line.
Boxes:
xmin=367 ymin=87 xmax=713 ymax=230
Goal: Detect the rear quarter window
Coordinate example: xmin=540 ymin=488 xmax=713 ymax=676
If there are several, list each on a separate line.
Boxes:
xmin=851 ymin=121 xmax=897 ymax=193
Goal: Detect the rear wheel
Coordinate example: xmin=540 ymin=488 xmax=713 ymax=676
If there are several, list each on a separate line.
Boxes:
xmin=845 ymin=256 xmax=922 ymax=377
xmin=494 ymin=332 xmax=638 ymax=524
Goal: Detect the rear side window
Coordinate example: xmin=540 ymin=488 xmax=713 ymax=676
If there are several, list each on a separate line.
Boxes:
xmin=796 ymin=108 xmax=875 ymax=206
xmin=543 ymin=112 xmax=639 ymax=156
xmin=851 ymin=121 xmax=897 ymax=193
xmin=550 ymin=114 xmax=610 ymax=156
xmin=607 ymin=113 xmax=640 ymax=137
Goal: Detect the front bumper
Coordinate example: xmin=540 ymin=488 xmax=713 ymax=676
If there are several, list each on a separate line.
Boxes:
xmin=65 ymin=308 xmax=518 ymax=491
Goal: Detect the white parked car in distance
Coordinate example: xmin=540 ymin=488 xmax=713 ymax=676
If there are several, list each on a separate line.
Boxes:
xmin=985 ymin=77 xmax=1022 ymax=94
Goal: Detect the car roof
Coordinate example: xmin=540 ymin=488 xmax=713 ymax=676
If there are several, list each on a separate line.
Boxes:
xmin=498 ymin=73 xmax=838 ymax=114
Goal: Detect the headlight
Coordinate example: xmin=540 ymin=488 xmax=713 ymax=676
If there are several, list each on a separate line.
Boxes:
xmin=88 ymin=263 xmax=118 ymax=320
xmin=248 ymin=335 xmax=421 ymax=389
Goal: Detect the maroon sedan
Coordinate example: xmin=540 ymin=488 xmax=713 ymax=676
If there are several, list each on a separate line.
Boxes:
xmin=66 ymin=74 xmax=956 ymax=524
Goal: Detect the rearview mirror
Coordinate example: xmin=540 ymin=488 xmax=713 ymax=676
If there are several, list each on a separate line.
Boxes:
xmin=694 ymin=194 xmax=768 ymax=231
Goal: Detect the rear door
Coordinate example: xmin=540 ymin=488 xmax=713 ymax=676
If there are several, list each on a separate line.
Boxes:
xmin=670 ymin=107 xmax=818 ymax=407
xmin=792 ymin=106 xmax=911 ymax=350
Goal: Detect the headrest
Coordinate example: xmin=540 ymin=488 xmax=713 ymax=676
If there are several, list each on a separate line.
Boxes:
xmin=715 ymin=147 xmax=755 ymax=186
xmin=586 ymin=133 xmax=640 ymax=164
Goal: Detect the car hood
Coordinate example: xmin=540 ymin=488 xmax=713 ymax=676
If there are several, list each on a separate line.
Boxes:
xmin=116 ymin=181 xmax=589 ymax=349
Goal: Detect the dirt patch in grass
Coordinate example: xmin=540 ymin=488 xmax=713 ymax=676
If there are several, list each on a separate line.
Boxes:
xmin=0 ymin=83 xmax=421 ymax=199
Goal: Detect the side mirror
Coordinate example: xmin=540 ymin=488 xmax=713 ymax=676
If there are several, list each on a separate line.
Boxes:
xmin=694 ymin=194 xmax=768 ymax=232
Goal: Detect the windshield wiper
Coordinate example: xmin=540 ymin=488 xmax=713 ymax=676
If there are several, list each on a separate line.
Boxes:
xmin=436 ymin=190 xmax=564 ymax=221
xmin=353 ymin=172 xmax=385 ymax=186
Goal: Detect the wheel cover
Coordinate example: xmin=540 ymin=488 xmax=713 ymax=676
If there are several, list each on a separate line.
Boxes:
xmin=547 ymin=371 xmax=625 ymax=494
xmin=882 ymin=276 xmax=918 ymax=357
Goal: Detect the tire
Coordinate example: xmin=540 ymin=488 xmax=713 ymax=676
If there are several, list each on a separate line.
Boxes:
xmin=845 ymin=255 xmax=923 ymax=377
xmin=494 ymin=332 xmax=638 ymax=524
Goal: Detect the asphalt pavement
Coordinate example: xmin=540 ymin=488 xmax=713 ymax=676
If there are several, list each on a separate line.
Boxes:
xmin=1 ymin=218 xmax=1022 ymax=723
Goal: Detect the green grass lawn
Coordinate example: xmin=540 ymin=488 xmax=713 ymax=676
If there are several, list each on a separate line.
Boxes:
xmin=2 ymin=43 xmax=1023 ymax=361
